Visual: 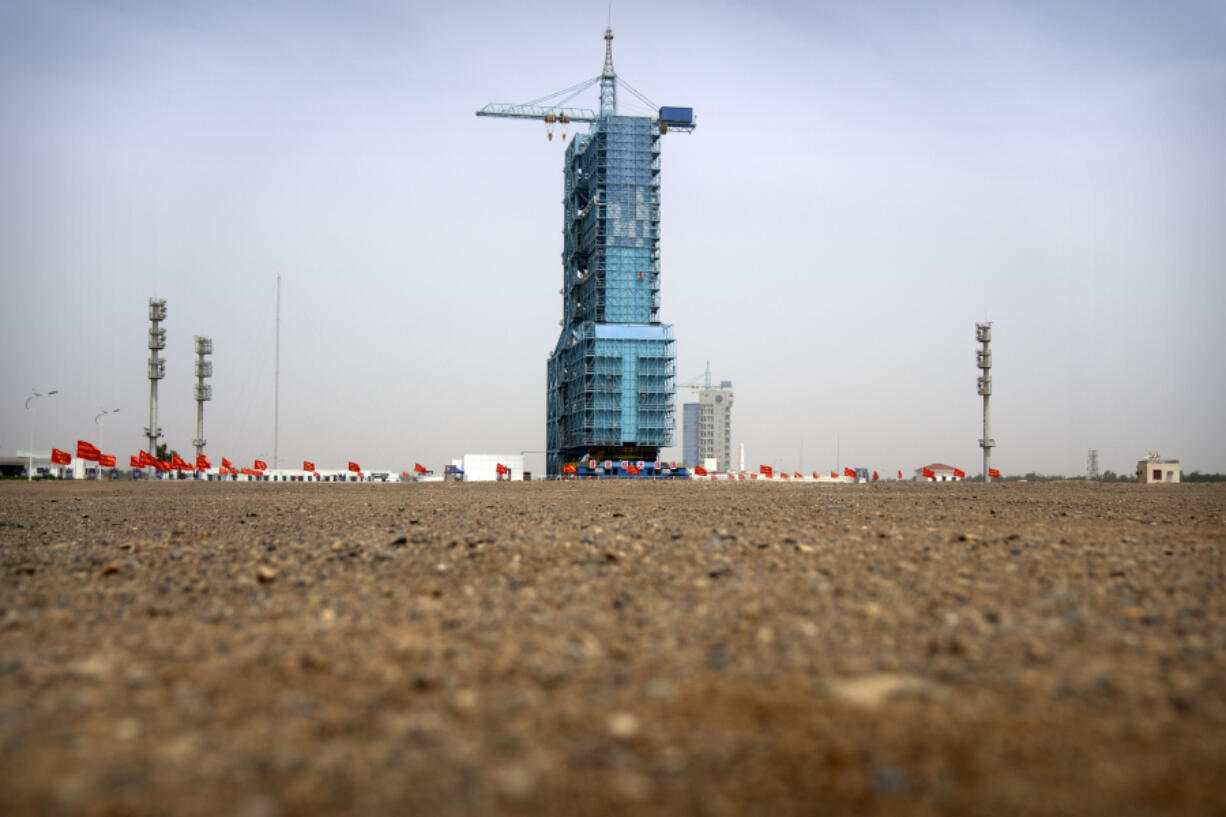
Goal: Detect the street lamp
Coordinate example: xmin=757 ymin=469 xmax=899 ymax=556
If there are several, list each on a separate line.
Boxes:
xmin=25 ymin=389 xmax=59 ymax=481
xmin=94 ymin=408 xmax=120 ymax=479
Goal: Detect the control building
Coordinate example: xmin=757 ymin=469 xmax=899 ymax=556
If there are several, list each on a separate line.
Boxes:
xmin=682 ymin=380 xmax=734 ymax=472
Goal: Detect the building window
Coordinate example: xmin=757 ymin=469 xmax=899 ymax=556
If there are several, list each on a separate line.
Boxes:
xmin=1153 ymin=469 xmax=1161 ymax=481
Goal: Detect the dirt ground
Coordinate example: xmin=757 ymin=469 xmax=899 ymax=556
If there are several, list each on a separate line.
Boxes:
xmin=0 ymin=479 xmax=1223 ymax=816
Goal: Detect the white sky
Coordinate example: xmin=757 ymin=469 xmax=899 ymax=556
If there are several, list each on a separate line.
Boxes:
xmin=2 ymin=0 xmax=1224 ymax=477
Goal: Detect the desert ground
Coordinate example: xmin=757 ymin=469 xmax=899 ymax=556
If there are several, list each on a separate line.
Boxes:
xmin=1 ymin=479 xmax=1223 ymax=816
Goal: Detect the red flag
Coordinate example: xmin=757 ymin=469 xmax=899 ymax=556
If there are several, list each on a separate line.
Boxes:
xmin=76 ymin=440 xmax=101 ymax=461
xmin=414 ymin=463 xmax=428 ymax=473
xmin=312 ymin=472 xmax=320 ymax=479
xmin=241 ymin=467 xmax=255 ymax=476
xmin=897 ymin=470 xmax=903 ymax=479
xmin=98 ymin=454 xmax=116 ymax=468
xmin=844 ymin=467 xmax=856 ymax=478
xmin=303 ymin=460 xmax=315 ymax=472
xmin=51 ymin=448 xmax=71 ymax=465
xmin=348 ymin=461 xmax=360 ymax=472
xmin=254 ymin=459 xmax=267 ymax=471
xmin=831 ymin=471 xmax=837 ymax=479
xmin=139 ymin=450 xmax=156 ymax=467
xmin=563 ymin=463 xmax=577 ymax=475
xmin=759 ymin=465 xmax=772 ymax=476
xmin=953 ymin=468 xmax=966 ymax=479
xmin=222 ymin=457 xmax=233 ymax=469
xmin=197 ymin=454 xmax=211 ymax=470
xmin=155 ymin=460 xmax=171 ymax=472
xmin=130 ymin=455 xmax=140 ymax=468
xmin=171 ymin=453 xmax=191 ymax=471
xmin=794 ymin=472 xmax=802 ymax=479
xmin=780 ymin=472 xmax=789 ymax=479
xmin=496 ymin=463 xmax=508 ymax=475
xmin=872 ymin=471 xmax=879 ymax=481
xmin=989 ymin=468 xmax=1001 ymax=478
xmin=693 ymin=465 xmax=707 ymax=476
xmin=922 ymin=467 xmax=935 ymax=479
xmin=813 ymin=472 xmax=819 ymax=479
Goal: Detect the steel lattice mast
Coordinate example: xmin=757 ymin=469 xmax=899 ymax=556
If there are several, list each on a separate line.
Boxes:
xmin=976 ymin=323 xmax=995 ymax=481
xmin=599 ymin=26 xmax=617 ymax=115
xmin=193 ymin=336 xmax=213 ymax=469
xmin=146 ymin=298 xmax=167 ymax=460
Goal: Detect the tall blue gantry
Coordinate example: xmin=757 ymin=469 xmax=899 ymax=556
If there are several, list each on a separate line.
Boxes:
xmin=477 ymin=27 xmax=695 ymax=475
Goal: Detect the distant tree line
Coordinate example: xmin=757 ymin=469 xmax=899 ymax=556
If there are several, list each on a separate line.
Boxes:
xmin=971 ymin=470 xmax=1224 ymax=483
xmin=1181 ymin=471 xmax=1226 ymax=482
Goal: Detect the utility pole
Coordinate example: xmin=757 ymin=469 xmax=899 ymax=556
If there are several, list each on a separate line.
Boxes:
xmin=25 ymin=389 xmax=58 ymax=480
xmin=976 ymin=322 xmax=995 ymax=482
xmin=94 ymin=408 xmax=120 ymax=480
xmin=146 ymin=298 xmax=167 ymax=463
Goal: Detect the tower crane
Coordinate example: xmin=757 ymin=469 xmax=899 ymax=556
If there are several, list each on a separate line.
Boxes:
xmin=475 ymin=26 xmax=696 ymax=139
xmin=679 ymin=361 xmax=716 ymax=393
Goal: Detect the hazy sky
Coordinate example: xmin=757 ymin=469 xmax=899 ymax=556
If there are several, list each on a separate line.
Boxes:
xmin=2 ymin=0 xmax=1224 ymax=477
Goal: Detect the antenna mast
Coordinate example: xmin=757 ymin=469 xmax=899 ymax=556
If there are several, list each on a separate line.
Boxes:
xmin=976 ymin=323 xmax=995 ymax=481
xmin=193 ymin=336 xmax=213 ymax=471
xmin=146 ymin=298 xmax=167 ymax=461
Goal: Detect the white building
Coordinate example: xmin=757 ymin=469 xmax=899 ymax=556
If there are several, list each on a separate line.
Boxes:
xmin=1137 ymin=452 xmax=1180 ymax=484
xmin=461 ymin=454 xmax=525 ymax=482
xmin=682 ymin=380 xmax=734 ymax=472
xmin=915 ymin=463 xmax=963 ymax=482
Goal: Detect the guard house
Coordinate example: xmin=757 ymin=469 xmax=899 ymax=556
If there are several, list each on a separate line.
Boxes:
xmin=1137 ymin=452 xmax=1180 ymax=484
xmin=915 ymin=463 xmax=961 ymax=482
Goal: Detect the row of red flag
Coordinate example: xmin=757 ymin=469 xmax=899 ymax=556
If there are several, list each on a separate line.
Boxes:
xmin=57 ymin=441 xmax=433 ymax=479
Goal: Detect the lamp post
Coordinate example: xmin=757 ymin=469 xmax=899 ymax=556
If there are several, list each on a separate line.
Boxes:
xmin=94 ymin=408 xmax=120 ymax=479
xmin=25 ymin=389 xmax=59 ymax=481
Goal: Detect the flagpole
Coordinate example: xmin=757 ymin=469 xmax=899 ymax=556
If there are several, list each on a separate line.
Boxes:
xmin=274 ymin=274 xmax=280 ymax=471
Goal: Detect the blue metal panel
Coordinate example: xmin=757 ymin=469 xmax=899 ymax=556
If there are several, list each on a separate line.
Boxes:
xmin=658 ymin=107 xmax=693 ymax=124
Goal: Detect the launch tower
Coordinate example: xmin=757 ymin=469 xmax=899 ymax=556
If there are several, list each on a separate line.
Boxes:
xmin=478 ymin=27 xmax=695 ymax=475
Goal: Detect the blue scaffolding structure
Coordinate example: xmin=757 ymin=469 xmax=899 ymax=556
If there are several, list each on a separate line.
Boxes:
xmin=478 ymin=28 xmax=695 ymax=475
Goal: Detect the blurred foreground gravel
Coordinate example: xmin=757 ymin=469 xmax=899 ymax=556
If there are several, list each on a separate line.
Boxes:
xmin=1 ymin=480 xmax=1224 ymax=816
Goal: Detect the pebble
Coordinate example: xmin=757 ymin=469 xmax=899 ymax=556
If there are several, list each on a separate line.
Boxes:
xmin=256 ymin=566 xmax=277 ymax=583
xmin=826 ymin=674 xmax=941 ymax=710
xmin=607 ymin=710 xmax=641 ymax=740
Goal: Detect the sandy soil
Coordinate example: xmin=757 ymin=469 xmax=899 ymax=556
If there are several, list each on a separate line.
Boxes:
xmin=1 ymin=480 xmax=1223 ymax=816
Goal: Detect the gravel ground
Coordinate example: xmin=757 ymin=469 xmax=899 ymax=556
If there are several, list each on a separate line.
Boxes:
xmin=1 ymin=479 xmax=1223 ymax=816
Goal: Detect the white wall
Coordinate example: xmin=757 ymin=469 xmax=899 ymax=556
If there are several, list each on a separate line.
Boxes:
xmin=462 ymin=454 xmax=525 ymax=482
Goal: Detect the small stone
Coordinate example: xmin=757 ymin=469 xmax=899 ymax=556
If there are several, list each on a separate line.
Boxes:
xmin=256 ymin=566 xmax=277 ymax=583
xmin=607 ymin=710 xmax=641 ymax=740
xmin=826 ymin=674 xmax=940 ymax=710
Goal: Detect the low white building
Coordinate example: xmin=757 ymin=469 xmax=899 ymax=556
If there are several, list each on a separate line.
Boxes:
xmin=1137 ymin=453 xmax=1180 ymax=484
xmin=915 ymin=463 xmax=963 ymax=482
xmin=461 ymin=454 xmax=525 ymax=482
